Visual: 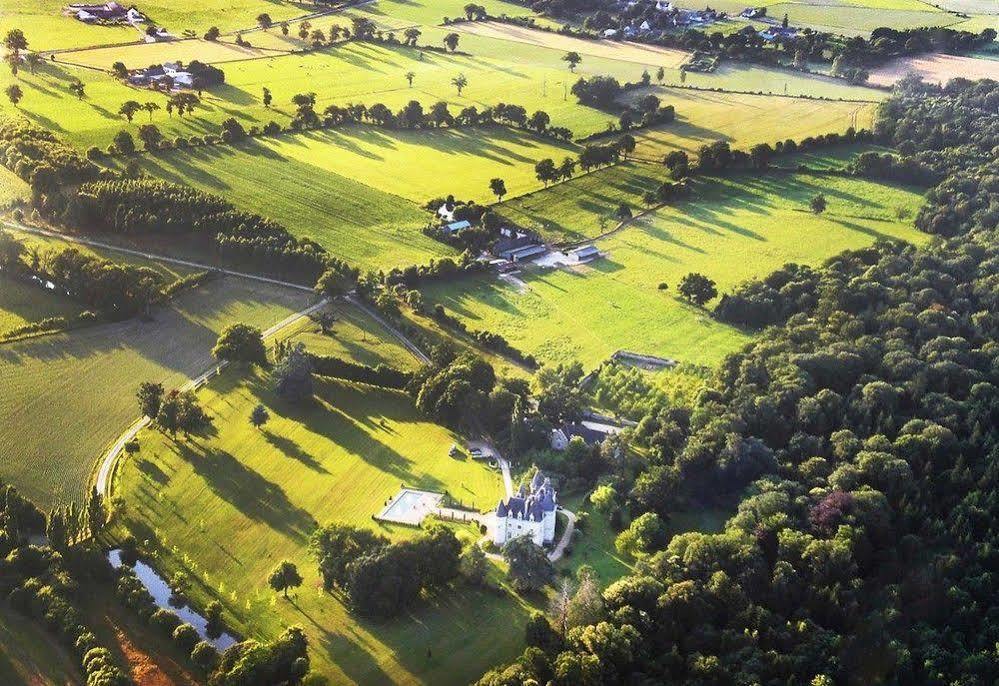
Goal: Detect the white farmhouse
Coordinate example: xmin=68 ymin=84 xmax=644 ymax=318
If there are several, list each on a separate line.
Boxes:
xmin=492 ymin=472 xmax=557 ymax=547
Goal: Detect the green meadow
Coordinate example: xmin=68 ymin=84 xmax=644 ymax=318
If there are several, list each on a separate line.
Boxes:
xmin=422 ymin=172 xmax=928 ymax=368
xmin=131 ymin=126 xmax=575 ymax=269
xmin=0 ymin=273 xmax=311 ymax=508
xmin=0 ymin=609 xmax=82 ymax=686
xmin=0 ymin=167 xmax=28 ymax=207
xmin=115 ymin=367 xmax=528 ymax=685
xmin=5 ymin=0 xmax=308 ymax=51
xmin=0 ymin=276 xmax=83 ymax=337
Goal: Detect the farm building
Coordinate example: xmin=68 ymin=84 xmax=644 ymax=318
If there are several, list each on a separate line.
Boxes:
xmin=493 ymin=233 xmax=546 ymax=262
xmin=443 ymin=219 xmax=471 ymax=235
xmin=129 ymin=62 xmax=194 ymax=88
xmin=66 ymin=2 xmax=144 ymax=24
xmin=760 ymin=27 xmax=798 ymax=42
xmin=550 ymin=421 xmax=621 ymax=450
xmin=570 ymin=245 xmax=602 ymax=263
xmin=492 ymin=471 xmax=558 ymax=547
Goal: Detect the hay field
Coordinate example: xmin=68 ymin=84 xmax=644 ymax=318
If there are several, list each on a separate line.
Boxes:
xmin=453 ymin=20 xmax=691 ymax=66
xmin=421 ymin=173 xmax=929 ymax=368
xmin=868 ymin=52 xmax=999 ymax=86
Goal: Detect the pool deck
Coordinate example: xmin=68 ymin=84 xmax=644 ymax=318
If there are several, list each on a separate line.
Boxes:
xmin=374 ymin=487 xmax=445 ymax=526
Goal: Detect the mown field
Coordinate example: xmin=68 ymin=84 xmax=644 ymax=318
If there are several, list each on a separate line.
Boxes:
xmin=0 ymin=273 xmax=311 ymax=508
xmin=115 ymin=367 xmax=525 ymax=685
xmin=422 ymin=172 xmax=929 ymax=368
xmin=0 ymin=167 xmax=28 ymax=208
xmin=0 ymin=275 xmax=83 ymax=336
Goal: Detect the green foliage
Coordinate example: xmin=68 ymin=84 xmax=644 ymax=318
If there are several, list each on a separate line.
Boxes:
xmin=502 ymin=536 xmax=554 ymax=593
xmin=213 ymin=323 xmax=267 ymax=367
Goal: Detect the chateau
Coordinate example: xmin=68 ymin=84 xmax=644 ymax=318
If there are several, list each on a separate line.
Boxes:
xmin=492 ymin=471 xmax=558 ymax=547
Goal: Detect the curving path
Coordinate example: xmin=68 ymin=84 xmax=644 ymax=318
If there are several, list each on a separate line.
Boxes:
xmin=94 ymin=299 xmax=329 ymax=496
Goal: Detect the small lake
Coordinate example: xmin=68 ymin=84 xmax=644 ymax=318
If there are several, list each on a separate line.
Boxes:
xmin=107 ymin=549 xmax=238 ymax=652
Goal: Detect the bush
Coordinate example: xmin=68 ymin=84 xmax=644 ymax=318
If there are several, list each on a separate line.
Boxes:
xmin=172 ymin=623 xmax=200 ymax=653
xmin=190 ymin=640 xmax=219 ymax=672
xmin=149 ymin=608 xmax=182 ymax=636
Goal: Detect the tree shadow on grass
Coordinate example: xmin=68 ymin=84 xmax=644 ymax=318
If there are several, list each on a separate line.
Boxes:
xmin=173 ymin=439 xmax=314 ymax=542
xmin=262 ymin=430 xmax=330 ymax=474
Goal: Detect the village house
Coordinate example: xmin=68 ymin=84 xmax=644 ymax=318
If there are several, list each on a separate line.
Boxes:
xmin=569 ymin=244 xmax=601 ymax=263
xmin=492 ymin=471 xmax=558 ymax=547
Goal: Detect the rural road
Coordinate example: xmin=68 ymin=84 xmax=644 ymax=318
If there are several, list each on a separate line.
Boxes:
xmin=94 ymin=299 xmax=330 ymax=496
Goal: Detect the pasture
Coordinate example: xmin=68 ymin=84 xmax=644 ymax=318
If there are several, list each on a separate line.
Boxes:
xmin=0 ymin=167 xmax=28 ymax=208
xmin=278 ymin=302 xmax=422 ymax=370
xmin=57 ymin=38 xmax=293 ymax=70
xmin=114 ymin=367 xmax=521 ymax=685
xmin=5 ymin=0 xmax=309 ymax=51
xmin=132 ymin=127 xmax=574 ymax=268
xmin=0 ymin=273 xmax=311 ymax=508
xmin=0 ymin=276 xmax=83 ymax=337
xmin=0 ymin=610 xmax=82 ymax=686
xmin=421 ymin=172 xmax=929 ymax=368
xmin=626 ymin=91 xmax=878 ymax=158
xmin=867 ymin=52 xmax=999 ymax=87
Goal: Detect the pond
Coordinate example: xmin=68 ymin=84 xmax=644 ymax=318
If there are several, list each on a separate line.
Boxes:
xmin=107 ymin=549 xmax=238 ymax=652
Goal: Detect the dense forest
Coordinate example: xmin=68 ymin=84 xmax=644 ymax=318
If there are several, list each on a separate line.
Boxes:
xmin=478 ymin=80 xmax=999 ymax=686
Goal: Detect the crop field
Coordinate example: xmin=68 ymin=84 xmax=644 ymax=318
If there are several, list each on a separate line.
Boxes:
xmin=421 ymin=172 xmax=928 ymax=368
xmin=115 ymin=367 xmax=523 ymax=685
xmin=766 ymin=3 xmax=964 ymax=34
xmin=0 ymin=274 xmax=311 ymax=508
xmin=658 ymin=63 xmax=886 ymax=100
xmin=625 ymin=90 xmax=878 ymax=158
xmin=868 ymin=52 xmax=999 ymax=86
xmin=354 ymin=0 xmax=534 ymax=25
xmin=453 ymin=20 xmax=691 ymax=66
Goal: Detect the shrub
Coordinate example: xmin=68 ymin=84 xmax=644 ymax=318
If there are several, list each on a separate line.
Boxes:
xmin=190 ymin=640 xmax=219 ymax=672
xmin=172 ymin=623 xmax=200 ymax=653
xmin=149 ymin=608 xmax=181 ymax=636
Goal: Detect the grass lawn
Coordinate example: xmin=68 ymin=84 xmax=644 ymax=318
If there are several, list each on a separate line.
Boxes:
xmin=421 ymin=172 xmax=929 ymax=368
xmin=624 ymin=89 xmax=879 ymax=159
xmin=279 ymin=301 xmax=423 ymax=371
xmin=0 ymin=607 xmax=82 ymax=686
xmin=114 ymin=367 xmax=529 ymax=685
xmin=0 ymin=274 xmax=311 ymax=509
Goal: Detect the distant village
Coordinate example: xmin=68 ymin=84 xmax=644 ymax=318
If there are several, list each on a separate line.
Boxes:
xmin=598 ymin=1 xmax=799 ymax=45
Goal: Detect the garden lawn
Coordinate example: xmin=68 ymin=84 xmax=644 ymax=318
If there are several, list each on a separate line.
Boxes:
xmin=421 ymin=172 xmax=929 ymax=368
xmin=624 ymin=90 xmax=879 ymax=159
xmin=0 ymin=274 xmax=311 ymax=509
xmin=115 ymin=367 xmax=521 ymax=685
